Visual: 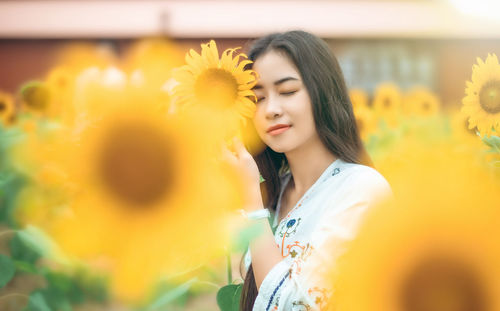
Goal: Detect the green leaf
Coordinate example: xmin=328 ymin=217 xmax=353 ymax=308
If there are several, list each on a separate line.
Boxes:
xmin=13 ymin=226 xmax=70 ymax=265
xmin=24 ymin=292 xmax=52 ymax=311
xmin=14 ymin=260 xmax=39 ymax=274
xmin=216 ymin=283 xmax=242 ymax=311
xmin=0 ymin=254 xmax=16 ymax=288
xmin=482 ymin=135 xmax=500 ymax=152
xmin=9 ymin=231 xmax=42 ymax=264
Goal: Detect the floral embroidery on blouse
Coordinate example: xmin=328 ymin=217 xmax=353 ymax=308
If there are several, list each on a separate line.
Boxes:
xmin=290 ymin=243 xmax=314 ymax=276
xmin=307 ymin=286 xmax=329 ymax=310
xmin=266 ymin=271 xmax=290 ymax=311
xmin=278 ymin=217 xmax=302 ymax=258
xmin=291 ymin=300 xmax=311 ymax=310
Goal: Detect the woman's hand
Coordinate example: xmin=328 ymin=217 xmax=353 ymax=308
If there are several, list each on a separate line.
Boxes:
xmin=222 ymin=138 xmax=264 ymax=212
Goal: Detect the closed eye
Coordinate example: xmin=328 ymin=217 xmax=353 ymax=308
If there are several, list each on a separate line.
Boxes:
xmin=256 ymin=97 xmax=265 ymax=103
xmin=281 ymin=91 xmax=297 ymax=96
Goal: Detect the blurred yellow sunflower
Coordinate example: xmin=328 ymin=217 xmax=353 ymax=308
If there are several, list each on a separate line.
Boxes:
xmin=403 ymin=87 xmax=440 ymax=118
xmin=172 ymin=40 xmax=257 ymax=131
xmin=123 ymin=38 xmax=184 ymax=91
xmin=44 ymin=66 xmax=76 ymax=120
xmin=349 ymin=88 xmax=369 ymax=113
xmin=19 ymin=81 xmax=51 ymax=115
xmin=328 ymin=143 xmax=500 ymax=311
xmin=15 ymin=86 xmax=243 ymax=301
xmin=354 ymin=106 xmax=378 ymax=141
xmin=462 ymin=53 xmax=500 ymax=136
xmin=0 ymin=90 xmax=15 ymax=125
xmin=54 ymin=42 xmax=116 ymax=75
xmin=372 ymin=83 xmax=403 ymax=127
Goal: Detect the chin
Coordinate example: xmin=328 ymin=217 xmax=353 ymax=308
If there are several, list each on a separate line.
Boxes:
xmin=267 ymin=143 xmax=294 ymax=154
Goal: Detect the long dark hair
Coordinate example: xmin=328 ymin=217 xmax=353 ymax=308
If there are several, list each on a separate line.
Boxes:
xmin=240 ymin=30 xmax=371 ymax=311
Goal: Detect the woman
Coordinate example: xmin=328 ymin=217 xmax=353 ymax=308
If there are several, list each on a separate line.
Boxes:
xmin=225 ymin=30 xmax=391 ymax=311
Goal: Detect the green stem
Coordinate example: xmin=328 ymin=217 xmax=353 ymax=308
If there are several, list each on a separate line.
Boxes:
xmin=226 ymin=251 xmax=232 ymax=284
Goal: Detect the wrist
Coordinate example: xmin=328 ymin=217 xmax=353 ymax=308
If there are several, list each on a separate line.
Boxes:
xmin=240 ymin=208 xmax=271 ymax=221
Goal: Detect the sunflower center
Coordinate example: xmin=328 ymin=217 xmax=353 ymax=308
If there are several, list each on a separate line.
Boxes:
xmin=383 ymin=97 xmax=392 ymax=108
xmin=57 ymin=76 xmax=68 ymax=88
xmin=400 ymin=257 xmax=488 ymax=311
xmin=23 ymin=85 xmax=50 ymax=110
xmin=422 ymin=102 xmax=430 ymax=111
xmin=479 ymin=80 xmax=500 ymax=114
xmin=98 ymin=122 xmax=175 ymax=207
xmin=0 ymin=101 xmax=5 ymax=112
xmin=194 ymin=68 xmax=238 ymax=109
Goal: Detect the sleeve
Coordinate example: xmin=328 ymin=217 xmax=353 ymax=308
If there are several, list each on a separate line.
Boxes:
xmin=252 ymin=168 xmax=392 ymax=311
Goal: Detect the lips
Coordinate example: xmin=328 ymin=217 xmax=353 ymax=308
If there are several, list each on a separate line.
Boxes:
xmin=267 ymin=124 xmax=291 ymax=136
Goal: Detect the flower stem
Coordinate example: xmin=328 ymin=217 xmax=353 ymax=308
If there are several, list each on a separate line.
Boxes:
xmin=226 ymin=251 xmax=232 ymax=284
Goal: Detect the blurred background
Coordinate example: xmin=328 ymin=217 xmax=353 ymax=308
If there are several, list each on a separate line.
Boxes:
xmin=1 ymin=0 xmax=500 ymax=108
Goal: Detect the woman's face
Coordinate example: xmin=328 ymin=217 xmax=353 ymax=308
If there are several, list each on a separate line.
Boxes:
xmin=252 ymin=50 xmax=319 ymax=154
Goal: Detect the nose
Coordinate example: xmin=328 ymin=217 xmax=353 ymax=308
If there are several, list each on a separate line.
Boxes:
xmin=264 ymin=95 xmax=283 ymax=120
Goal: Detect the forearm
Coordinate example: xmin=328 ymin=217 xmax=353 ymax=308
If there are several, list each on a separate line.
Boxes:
xmin=249 ymin=218 xmax=283 ymax=290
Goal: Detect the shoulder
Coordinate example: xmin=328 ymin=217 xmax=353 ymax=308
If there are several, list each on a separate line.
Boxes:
xmin=335 ymin=160 xmax=392 ymax=200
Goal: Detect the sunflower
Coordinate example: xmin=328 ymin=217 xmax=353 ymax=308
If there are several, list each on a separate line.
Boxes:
xmin=44 ymin=66 xmax=76 ymax=120
xmin=69 ymin=66 xmax=130 ymax=130
xmin=349 ymin=88 xmax=369 ymax=114
xmin=172 ymin=40 xmax=257 ymax=133
xmin=354 ymin=106 xmax=378 ymax=141
xmin=372 ymin=83 xmax=403 ymax=128
xmin=403 ymin=87 xmax=440 ymax=118
xmin=19 ymin=81 xmax=51 ymax=115
xmin=54 ymin=42 xmax=116 ymax=75
xmin=15 ymin=84 xmax=244 ymax=301
xmin=450 ymin=109 xmax=483 ymax=148
xmin=122 ymin=38 xmax=184 ymax=91
xmin=327 ymin=143 xmax=500 ymax=311
xmin=462 ymin=53 xmax=500 ymax=136
xmin=0 ymin=91 xmax=15 ymax=125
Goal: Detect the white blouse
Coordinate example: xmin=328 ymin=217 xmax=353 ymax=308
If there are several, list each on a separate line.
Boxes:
xmin=248 ymin=158 xmax=392 ymax=311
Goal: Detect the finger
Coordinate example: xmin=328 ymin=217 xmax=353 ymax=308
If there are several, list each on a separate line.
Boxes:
xmin=221 ymin=144 xmax=238 ymax=166
xmin=232 ymin=137 xmax=248 ymax=158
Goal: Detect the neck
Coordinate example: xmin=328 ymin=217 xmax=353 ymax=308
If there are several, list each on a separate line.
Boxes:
xmin=284 ymin=138 xmax=337 ymax=195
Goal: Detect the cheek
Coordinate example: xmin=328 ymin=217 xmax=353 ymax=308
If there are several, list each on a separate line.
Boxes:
xmin=252 ymin=107 xmax=267 ymax=137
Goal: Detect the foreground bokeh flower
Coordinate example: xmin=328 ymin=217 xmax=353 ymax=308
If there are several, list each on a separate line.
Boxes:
xmin=172 ymin=40 xmax=257 ymax=128
xmin=14 ymin=83 xmax=243 ymax=302
xmin=462 ymin=53 xmax=500 ymax=136
xmin=327 ymin=142 xmax=500 ymax=311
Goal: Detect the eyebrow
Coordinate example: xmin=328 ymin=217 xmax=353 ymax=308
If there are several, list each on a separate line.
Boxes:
xmin=253 ymin=76 xmax=299 ymax=90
